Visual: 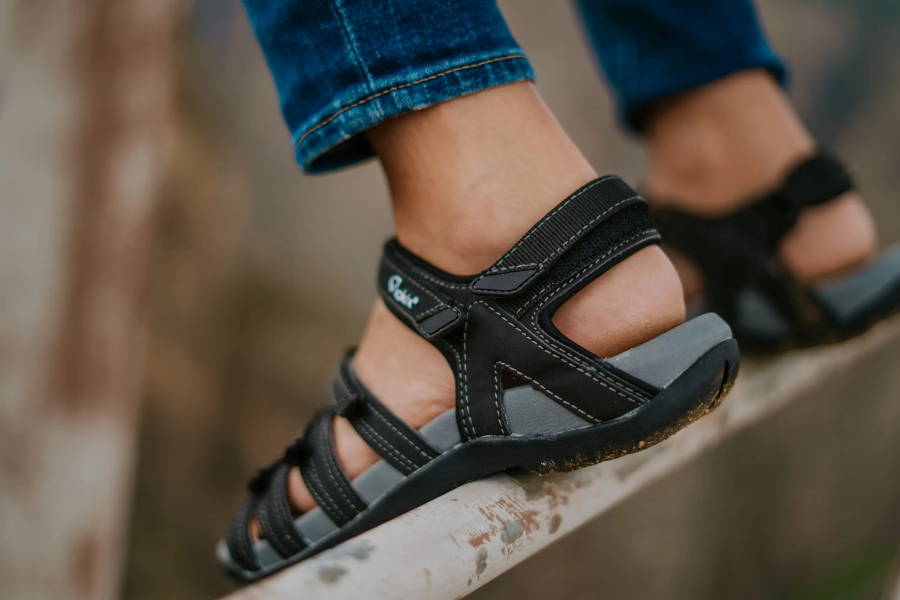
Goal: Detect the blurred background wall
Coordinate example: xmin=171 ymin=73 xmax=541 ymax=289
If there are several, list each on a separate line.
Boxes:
xmin=2 ymin=1 xmax=899 ymax=599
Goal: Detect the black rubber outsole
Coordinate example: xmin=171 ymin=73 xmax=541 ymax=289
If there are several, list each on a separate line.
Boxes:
xmin=226 ymin=337 xmax=740 ymax=583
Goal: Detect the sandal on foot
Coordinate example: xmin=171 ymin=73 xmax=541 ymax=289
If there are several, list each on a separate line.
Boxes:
xmin=652 ymin=151 xmax=900 ymax=351
xmin=218 ymin=176 xmax=740 ymax=582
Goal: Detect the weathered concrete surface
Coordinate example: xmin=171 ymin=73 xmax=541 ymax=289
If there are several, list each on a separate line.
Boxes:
xmin=221 ymin=316 xmax=900 ymax=600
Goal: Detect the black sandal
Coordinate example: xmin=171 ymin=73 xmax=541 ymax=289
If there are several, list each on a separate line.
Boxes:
xmin=218 ymin=176 xmax=740 ymax=582
xmin=652 ymin=151 xmax=900 ymax=351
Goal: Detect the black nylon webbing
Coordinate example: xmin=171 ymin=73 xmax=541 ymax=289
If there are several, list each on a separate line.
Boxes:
xmin=298 ymin=410 xmax=367 ymax=527
xmin=332 ymin=353 xmax=438 ymax=475
xmin=256 ymin=464 xmax=307 ymax=559
xmin=226 ymin=496 xmax=262 ymax=571
xmin=470 ymin=176 xmax=643 ymax=296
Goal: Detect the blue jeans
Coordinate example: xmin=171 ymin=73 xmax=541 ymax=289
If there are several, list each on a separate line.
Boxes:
xmin=243 ymin=0 xmax=786 ymax=174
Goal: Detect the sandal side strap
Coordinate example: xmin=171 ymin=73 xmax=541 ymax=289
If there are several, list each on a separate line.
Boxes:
xmin=298 ymin=410 xmax=367 ymax=527
xmin=332 ymin=352 xmax=438 ymax=475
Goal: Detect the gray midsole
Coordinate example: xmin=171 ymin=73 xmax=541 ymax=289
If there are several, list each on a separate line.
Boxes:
xmin=228 ymin=313 xmax=733 ymax=569
xmin=607 ymin=313 xmax=732 ymax=388
xmin=817 ymin=245 xmax=900 ymax=319
xmin=710 ymin=245 xmax=900 ymax=338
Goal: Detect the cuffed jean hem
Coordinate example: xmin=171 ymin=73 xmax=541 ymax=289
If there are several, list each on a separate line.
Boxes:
xmin=622 ymin=52 xmax=787 ymax=132
xmin=293 ymin=54 xmax=534 ymax=174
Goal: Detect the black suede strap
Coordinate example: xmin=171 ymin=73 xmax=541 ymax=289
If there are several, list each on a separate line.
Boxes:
xmin=332 ymin=351 xmax=438 ymax=474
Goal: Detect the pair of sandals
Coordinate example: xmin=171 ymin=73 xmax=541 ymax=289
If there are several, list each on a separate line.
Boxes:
xmin=220 ymin=151 xmax=900 ymax=582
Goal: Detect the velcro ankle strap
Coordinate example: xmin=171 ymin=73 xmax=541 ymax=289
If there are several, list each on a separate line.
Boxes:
xmin=377 ymin=247 xmax=463 ymax=339
xmin=778 ymin=151 xmax=854 ymax=212
xmin=470 ymin=176 xmax=646 ymax=296
xmin=745 ymin=151 xmax=855 ymax=243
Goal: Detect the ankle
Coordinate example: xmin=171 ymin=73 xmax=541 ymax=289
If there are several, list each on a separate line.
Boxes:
xmin=369 ymin=82 xmax=597 ymax=274
xmin=644 ymin=69 xmax=876 ymax=285
xmin=645 ymin=69 xmax=815 ymax=214
xmin=352 ymin=302 xmax=455 ymax=427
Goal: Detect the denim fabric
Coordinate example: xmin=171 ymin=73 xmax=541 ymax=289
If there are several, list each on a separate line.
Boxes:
xmin=244 ymin=0 xmax=786 ymax=173
xmin=242 ymin=0 xmax=533 ymax=173
xmin=575 ymin=0 xmax=787 ymax=129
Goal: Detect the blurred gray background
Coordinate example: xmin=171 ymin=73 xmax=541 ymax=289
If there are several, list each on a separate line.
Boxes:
xmin=121 ymin=1 xmax=900 ymax=598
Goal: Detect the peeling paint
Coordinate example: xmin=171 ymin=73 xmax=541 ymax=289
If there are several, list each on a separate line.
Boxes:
xmin=468 ymin=530 xmax=492 ymax=548
xmin=321 ymin=540 xmax=374 ymax=562
xmin=474 ymin=548 xmax=488 ymax=576
xmin=501 ymin=519 xmax=524 ymax=544
xmin=549 ymin=513 xmax=562 ymax=534
xmin=318 ymin=565 xmax=346 ymax=584
xmin=507 ymin=471 xmax=545 ymax=500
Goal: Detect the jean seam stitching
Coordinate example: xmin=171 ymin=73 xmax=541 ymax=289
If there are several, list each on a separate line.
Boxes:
xmin=330 ymin=0 xmax=383 ymax=121
xmin=294 ymin=53 xmax=528 ymax=150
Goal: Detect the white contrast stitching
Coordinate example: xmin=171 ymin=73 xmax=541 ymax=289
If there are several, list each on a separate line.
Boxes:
xmin=369 ymin=404 xmax=433 ymax=460
xmin=475 ymin=301 xmax=640 ymax=405
xmin=269 ymin=468 xmax=303 ymax=548
xmin=317 ymin=420 xmax=362 ymax=515
xmin=435 ymin=340 xmax=469 ymax=439
xmin=296 ymin=54 xmax=527 ymax=149
xmin=495 ymin=361 xmax=602 ymax=423
xmin=305 ymin=462 xmax=347 ymax=522
xmin=411 ymin=265 xmax=471 ymax=290
xmin=488 ymin=176 xmax=618 ymax=271
xmin=489 ymin=364 xmax=509 ymax=435
xmin=528 ymin=231 xmax=660 ymax=404
xmin=516 ymin=230 xmax=658 ymax=317
xmin=460 ymin=316 xmax=477 ymax=438
xmin=484 ymin=195 xmax=639 ymax=275
xmin=356 ymin=420 xmax=416 ymax=471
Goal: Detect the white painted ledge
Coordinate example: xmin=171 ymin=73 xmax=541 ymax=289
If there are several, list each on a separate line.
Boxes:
xmin=222 ymin=316 xmax=900 ymax=600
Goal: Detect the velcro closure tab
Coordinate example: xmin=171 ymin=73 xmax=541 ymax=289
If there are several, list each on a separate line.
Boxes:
xmin=470 ymin=267 xmax=539 ymax=295
xmin=378 ymin=251 xmax=462 ymax=339
xmin=470 ymin=176 xmax=647 ymax=297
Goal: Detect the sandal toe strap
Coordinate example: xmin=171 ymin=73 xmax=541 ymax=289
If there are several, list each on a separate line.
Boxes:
xmin=226 ymin=495 xmax=263 ymax=571
xmin=332 ymin=350 xmax=438 ymax=475
xmin=256 ymin=464 xmax=308 ymax=560
xmin=298 ymin=409 xmax=367 ymax=528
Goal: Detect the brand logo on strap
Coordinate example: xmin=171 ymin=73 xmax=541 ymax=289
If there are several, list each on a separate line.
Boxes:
xmin=387 ymin=275 xmax=420 ymax=310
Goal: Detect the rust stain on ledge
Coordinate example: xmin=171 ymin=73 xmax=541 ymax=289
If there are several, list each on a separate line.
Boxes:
xmin=468 ymin=530 xmax=494 ymax=548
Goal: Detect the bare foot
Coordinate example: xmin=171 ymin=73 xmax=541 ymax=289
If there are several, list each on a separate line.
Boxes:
xmin=264 ymin=83 xmax=686 ymax=523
